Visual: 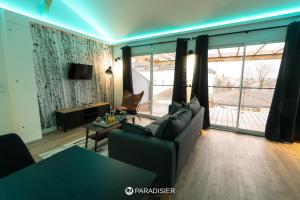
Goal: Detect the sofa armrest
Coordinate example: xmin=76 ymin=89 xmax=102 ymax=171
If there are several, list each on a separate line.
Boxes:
xmin=108 ymin=129 xmax=176 ymax=187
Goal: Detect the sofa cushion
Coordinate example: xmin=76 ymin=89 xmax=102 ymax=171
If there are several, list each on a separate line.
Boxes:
xmin=152 ymin=114 xmax=170 ymax=125
xmin=145 ymin=124 xmax=159 ymax=136
xmin=169 ymin=101 xmax=182 ymax=115
xmin=120 ymin=120 xmax=153 ymax=136
xmin=155 ymin=118 xmax=169 ymax=139
xmin=156 ymin=107 xmax=192 ymax=140
xmin=190 ymin=96 xmax=201 ymax=116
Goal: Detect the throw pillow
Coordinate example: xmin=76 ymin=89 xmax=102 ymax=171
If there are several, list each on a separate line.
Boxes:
xmin=151 ymin=114 xmax=169 ymax=125
xmin=120 ymin=120 xmax=153 ymax=136
xmin=190 ymin=96 xmax=201 ymax=116
xmin=157 ymin=107 xmax=192 ymax=140
xmin=154 ymin=118 xmax=169 ymax=139
xmin=145 ymin=124 xmax=159 ymax=136
xmin=169 ymin=101 xmax=182 ymax=115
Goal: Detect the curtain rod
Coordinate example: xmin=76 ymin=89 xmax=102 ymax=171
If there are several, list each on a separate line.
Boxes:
xmin=123 ymin=38 xmax=190 ymax=49
xmin=122 ymin=24 xmax=288 ymax=49
xmin=192 ymin=24 xmax=288 ymax=39
xmin=130 ymin=40 xmax=177 ymax=48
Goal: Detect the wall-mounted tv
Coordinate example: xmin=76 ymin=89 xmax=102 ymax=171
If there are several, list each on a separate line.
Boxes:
xmin=68 ymin=63 xmax=93 ymax=80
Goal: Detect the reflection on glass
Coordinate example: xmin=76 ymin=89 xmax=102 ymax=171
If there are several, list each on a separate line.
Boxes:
xmin=153 ymin=86 xmax=173 ymax=117
xmin=242 ymin=60 xmax=280 ymax=88
xmin=239 ymin=42 xmax=283 ymax=132
xmin=208 ymin=42 xmax=284 ymax=133
xmin=152 ymin=53 xmax=175 ymax=117
xmin=208 ymin=46 xmax=244 ymax=128
xmin=209 ymin=87 xmax=240 ymax=128
xmin=239 ymin=88 xmax=275 ymax=132
xmin=132 ymin=55 xmax=151 ymax=115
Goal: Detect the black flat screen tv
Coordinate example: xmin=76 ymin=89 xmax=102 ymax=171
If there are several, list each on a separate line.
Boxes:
xmin=68 ymin=63 xmax=93 ymax=80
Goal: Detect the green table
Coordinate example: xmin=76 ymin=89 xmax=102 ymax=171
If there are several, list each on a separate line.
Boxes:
xmin=0 ymin=146 xmax=156 ymax=200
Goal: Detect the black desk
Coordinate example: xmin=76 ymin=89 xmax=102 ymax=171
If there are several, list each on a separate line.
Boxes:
xmin=0 ymin=146 xmax=156 ymax=200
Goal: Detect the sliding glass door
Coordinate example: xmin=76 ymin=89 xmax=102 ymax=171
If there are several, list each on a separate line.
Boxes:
xmin=208 ymin=42 xmax=284 ymax=135
xmin=132 ymin=53 xmax=175 ymax=117
xmin=132 ymin=55 xmax=151 ymax=115
xmin=131 ymin=42 xmax=283 ymax=133
xmin=208 ymin=46 xmax=245 ymax=129
xmin=238 ymin=43 xmax=283 ymax=133
xmin=152 ymin=53 xmax=175 ymax=117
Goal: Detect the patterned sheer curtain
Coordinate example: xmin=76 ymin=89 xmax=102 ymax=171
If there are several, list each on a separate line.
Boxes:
xmin=30 ymin=23 xmax=113 ymax=130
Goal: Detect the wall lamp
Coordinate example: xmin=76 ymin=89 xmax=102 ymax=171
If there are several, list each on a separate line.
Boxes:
xmin=105 ymin=66 xmax=114 ymax=107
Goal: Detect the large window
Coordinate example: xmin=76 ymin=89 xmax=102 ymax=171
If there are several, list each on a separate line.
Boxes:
xmin=130 ymin=42 xmax=283 ymax=134
xmin=208 ymin=46 xmax=244 ymax=129
xmin=208 ymin=42 xmax=284 ymax=134
xmin=239 ymin=43 xmax=283 ymax=132
xmin=132 ymin=53 xmax=175 ymax=117
xmin=152 ymin=53 xmax=175 ymax=116
xmin=132 ymin=55 xmax=151 ymax=115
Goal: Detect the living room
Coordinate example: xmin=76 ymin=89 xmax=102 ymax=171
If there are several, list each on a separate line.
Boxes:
xmin=0 ymin=1 xmax=300 ymax=200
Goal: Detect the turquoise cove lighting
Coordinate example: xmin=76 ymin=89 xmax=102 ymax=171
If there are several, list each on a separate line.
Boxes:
xmin=0 ymin=1 xmax=113 ymax=42
xmin=0 ymin=1 xmax=300 ymax=44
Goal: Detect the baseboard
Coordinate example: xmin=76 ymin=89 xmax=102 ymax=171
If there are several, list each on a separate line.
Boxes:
xmin=25 ymin=134 xmax=42 ymax=143
xmin=0 ymin=129 xmax=42 ymax=143
xmin=210 ymin=125 xmax=265 ymax=137
xmin=42 ymin=126 xmax=57 ymax=134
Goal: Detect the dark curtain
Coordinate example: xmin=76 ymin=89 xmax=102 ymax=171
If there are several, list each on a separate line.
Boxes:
xmin=265 ymin=21 xmax=300 ymax=143
xmin=191 ymin=35 xmax=210 ymax=129
xmin=122 ymin=46 xmax=133 ymax=93
xmin=172 ymin=38 xmax=188 ymax=103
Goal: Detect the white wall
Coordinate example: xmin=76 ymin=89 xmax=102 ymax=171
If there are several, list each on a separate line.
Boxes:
xmin=0 ymin=10 xmax=113 ymax=142
xmin=112 ymin=15 xmax=300 ymax=105
xmin=0 ymin=10 xmax=42 ymax=142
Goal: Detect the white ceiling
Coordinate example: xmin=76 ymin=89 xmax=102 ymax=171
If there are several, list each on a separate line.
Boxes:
xmin=0 ymin=0 xmax=300 ymax=43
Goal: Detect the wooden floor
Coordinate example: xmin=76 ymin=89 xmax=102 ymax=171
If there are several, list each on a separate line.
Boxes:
xmin=174 ymin=130 xmax=300 ymax=200
xmin=27 ymin=118 xmax=154 ymax=161
xmin=27 ymin=126 xmax=86 ymax=161
xmin=27 ymin=121 xmax=300 ymax=200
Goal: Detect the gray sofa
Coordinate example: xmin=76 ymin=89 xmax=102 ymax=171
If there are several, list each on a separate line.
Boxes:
xmin=108 ymin=106 xmax=205 ymax=187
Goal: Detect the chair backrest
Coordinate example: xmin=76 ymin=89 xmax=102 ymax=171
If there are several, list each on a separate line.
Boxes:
xmin=121 ymin=90 xmax=133 ymax=107
xmin=121 ymin=90 xmax=144 ymax=111
xmin=0 ymin=133 xmax=35 ymax=179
